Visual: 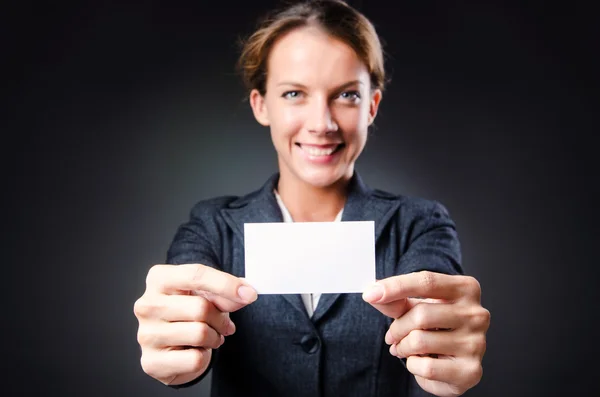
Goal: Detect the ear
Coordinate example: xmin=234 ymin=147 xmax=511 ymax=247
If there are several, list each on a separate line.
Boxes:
xmin=249 ymin=89 xmax=270 ymax=126
xmin=367 ymin=89 xmax=382 ymax=126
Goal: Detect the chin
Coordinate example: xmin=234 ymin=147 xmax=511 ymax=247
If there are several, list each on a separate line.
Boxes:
xmin=297 ymin=168 xmax=348 ymax=188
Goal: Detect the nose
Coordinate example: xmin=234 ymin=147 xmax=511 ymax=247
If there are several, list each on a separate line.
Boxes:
xmin=307 ymin=98 xmax=338 ymax=135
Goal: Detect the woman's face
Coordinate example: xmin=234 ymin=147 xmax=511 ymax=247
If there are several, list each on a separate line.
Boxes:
xmin=250 ymin=26 xmax=382 ymax=188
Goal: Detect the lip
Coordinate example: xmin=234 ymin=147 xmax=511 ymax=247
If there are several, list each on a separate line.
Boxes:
xmin=295 ymin=143 xmax=344 ymax=165
xmin=296 ymin=143 xmax=343 ymax=149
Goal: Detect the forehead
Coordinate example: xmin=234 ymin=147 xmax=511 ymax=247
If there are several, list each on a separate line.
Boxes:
xmin=266 ymin=26 xmax=369 ymax=87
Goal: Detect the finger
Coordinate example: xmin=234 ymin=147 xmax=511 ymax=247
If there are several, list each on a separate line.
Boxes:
xmin=138 ymin=321 xmax=224 ymax=350
xmin=151 ymin=295 xmax=235 ymax=336
xmin=407 ymin=355 xmax=459 ymax=383
xmin=413 ymin=374 xmax=459 ymax=397
xmin=368 ymin=296 xmax=439 ymax=319
xmin=407 ymin=356 xmax=482 ymax=392
xmin=363 ymin=271 xmax=480 ymax=304
xmin=385 ymin=301 xmax=460 ymax=344
xmin=141 ymin=347 xmax=212 ymax=383
xmin=396 ymin=330 xmax=487 ymax=361
xmin=394 ymin=329 xmax=473 ymax=358
xmin=148 ymin=264 xmax=257 ymax=304
xmin=190 ymin=290 xmax=250 ymax=314
xmin=368 ymin=296 xmax=412 ymax=319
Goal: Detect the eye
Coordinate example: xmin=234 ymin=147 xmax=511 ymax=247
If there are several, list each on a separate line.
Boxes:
xmin=282 ymin=90 xmax=302 ymax=99
xmin=338 ymin=90 xmax=361 ymax=101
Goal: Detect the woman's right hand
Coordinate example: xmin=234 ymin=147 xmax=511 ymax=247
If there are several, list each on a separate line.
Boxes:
xmin=133 ymin=264 xmax=258 ymax=386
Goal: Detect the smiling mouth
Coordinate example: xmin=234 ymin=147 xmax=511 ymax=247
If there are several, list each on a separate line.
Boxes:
xmin=296 ymin=143 xmax=345 ymax=156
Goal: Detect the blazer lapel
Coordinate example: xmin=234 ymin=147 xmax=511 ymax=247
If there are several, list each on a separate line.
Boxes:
xmin=311 ymin=173 xmax=401 ymax=323
xmin=220 ymin=173 xmax=307 ymax=317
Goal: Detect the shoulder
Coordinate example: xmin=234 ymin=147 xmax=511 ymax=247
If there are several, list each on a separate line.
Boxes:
xmin=188 ymin=195 xmax=240 ymax=220
xmin=370 ymin=187 xmax=453 ymax=222
xmin=187 ymin=183 xmax=265 ymax=220
xmin=367 ymin=185 xmax=462 ymax=275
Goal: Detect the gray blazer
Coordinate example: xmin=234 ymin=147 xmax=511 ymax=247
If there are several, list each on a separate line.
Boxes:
xmin=167 ymin=172 xmax=463 ymax=397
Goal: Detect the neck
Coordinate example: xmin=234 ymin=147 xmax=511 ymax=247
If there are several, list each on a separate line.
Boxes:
xmin=276 ymin=168 xmax=351 ymax=222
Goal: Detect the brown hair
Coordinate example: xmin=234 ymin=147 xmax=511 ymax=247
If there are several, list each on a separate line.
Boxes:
xmin=237 ymin=0 xmax=387 ymax=96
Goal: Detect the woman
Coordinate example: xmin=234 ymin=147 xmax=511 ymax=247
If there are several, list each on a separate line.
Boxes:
xmin=133 ymin=1 xmax=490 ymax=396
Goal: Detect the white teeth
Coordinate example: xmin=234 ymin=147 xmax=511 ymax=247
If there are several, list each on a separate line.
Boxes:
xmin=301 ymin=145 xmax=337 ymax=156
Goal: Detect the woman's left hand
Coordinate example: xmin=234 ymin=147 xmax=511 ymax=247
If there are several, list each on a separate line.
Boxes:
xmin=363 ymin=271 xmax=490 ymax=397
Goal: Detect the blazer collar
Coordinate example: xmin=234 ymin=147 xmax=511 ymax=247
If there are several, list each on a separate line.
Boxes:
xmin=220 ymin=171 xmax=400 ymax=322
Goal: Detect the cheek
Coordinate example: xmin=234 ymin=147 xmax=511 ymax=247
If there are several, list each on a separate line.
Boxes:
xmin=337 ymin=108 xmax=369 ymax=142
xmin=269 ymin=105 xmax=303 ymax=141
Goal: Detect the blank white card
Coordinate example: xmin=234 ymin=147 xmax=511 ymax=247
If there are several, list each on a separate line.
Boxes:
xmin=244 ymin=221 xmax=375 ymax=294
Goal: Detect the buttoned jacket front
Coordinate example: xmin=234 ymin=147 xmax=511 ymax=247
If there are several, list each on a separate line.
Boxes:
xmin=167 ymin=172 xmax=463 ymax=397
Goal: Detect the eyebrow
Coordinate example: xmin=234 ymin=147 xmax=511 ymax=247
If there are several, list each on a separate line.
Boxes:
xmin=276 ymin=80 xmax=364 ymax=91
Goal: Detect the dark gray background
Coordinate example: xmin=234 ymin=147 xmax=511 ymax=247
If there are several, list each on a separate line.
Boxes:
xmin=5 ymin=0 xmax=597 ymax=396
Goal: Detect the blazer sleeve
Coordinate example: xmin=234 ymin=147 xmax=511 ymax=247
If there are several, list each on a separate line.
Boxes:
xmin=166 ymin=208 xmax=222 ymax=269
xmin=398 ymin=200 xmax=464 ymax=276
xmin=164 ymin=204 xmax=224 ymax=389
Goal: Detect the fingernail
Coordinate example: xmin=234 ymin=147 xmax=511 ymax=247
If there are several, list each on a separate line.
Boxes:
xmin=384 ymin=330 xmax=393 ymax=345
xmin=227 ymin=320 xmax=236 ymax=336
xmin=389 ymin=344 xmax=397 ymax=357
xmin=238 ymin=285 xmax=257 ymax=303
xmin=363 ymin=284 xmax=384 ymax=302
xmin=220 ymin=335 xmax=225 ymax=346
